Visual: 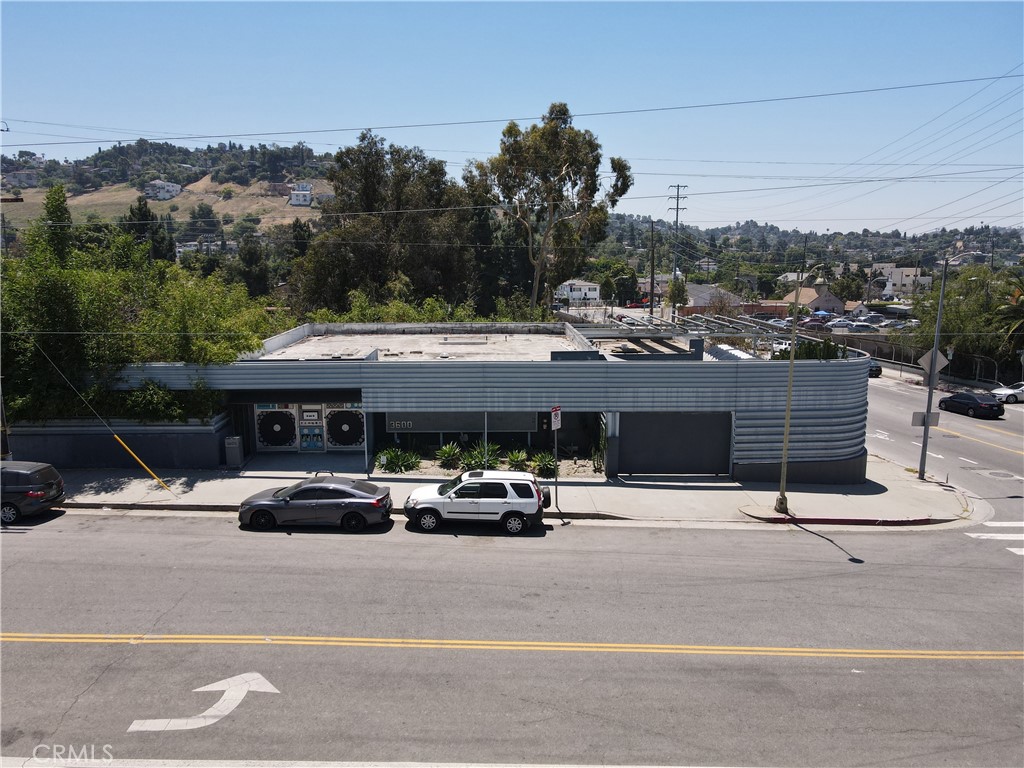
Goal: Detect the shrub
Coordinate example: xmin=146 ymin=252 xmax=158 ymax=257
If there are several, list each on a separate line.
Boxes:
xmin=375 ymin=447 xmax=421 ymax=474
xmin=505 ymin=448 xmax=529 ymax=471
xmin=531 ymin=451 xmax=557 ymax=478
xmin=461 ymin=441 xmax=500 ymax=470
xmin=435 ymin=442 xmax=462 ymax=469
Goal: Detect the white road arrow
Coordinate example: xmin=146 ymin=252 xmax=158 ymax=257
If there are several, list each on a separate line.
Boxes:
xmin=128 ymin=672 xmax=279 ymax=732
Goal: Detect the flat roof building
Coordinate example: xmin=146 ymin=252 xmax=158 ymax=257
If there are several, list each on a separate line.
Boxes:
xmin=16 ymin=322 xmax=869 ymax=484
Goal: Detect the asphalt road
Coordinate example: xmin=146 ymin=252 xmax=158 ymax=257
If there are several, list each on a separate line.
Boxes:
xmin=866 ymin=374 xmax=1024 ymax=521
xmin=2 ymin=509 xmax=1021 ymax=767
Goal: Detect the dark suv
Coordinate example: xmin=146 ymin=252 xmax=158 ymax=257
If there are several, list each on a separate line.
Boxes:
xmin=1 ymin=461 xmax=66 ymax=524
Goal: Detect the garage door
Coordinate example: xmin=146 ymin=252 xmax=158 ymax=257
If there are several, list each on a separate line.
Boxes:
xmin=617 ymin=412 xmax=732 ymax=474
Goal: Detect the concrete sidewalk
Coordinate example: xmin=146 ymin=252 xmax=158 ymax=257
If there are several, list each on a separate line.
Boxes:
xmin=56 ymin=452 xmax=988 ymax=529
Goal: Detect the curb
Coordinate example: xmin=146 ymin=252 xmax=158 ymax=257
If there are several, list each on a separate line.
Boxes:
xmin=743 ymin=515 xmax=954 ymax=526
xmin=61 ymin=501 xmax=956 ymax=527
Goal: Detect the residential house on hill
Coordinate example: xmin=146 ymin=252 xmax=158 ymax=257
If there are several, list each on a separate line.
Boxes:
xmin=289 ymin=182 xmax=313 ymax=206
xmin=780 ymin=281 xmax=845 ymax=315
xmin=554 ymin=279 xmax=601 ymax=304
xmin=144 ymin=180 xmax=182 ymax=201
xmin=683 ymin=283 xmax=744 ymax=312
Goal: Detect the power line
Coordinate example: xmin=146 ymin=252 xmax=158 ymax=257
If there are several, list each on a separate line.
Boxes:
xmin=4 ymin=75 xmax=1021 ymax=150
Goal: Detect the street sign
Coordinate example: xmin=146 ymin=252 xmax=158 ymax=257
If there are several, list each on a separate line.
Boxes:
xmin=551 ymin=406 xmax=561 ymax=431
xmin=918 ymin=350 xmax=948 ymax=376
xmin=912 ymin=412 xmax=939 ymax=427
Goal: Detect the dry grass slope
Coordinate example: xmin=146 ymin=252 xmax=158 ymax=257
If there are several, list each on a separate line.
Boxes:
xmin=3 ymin=176 xmax=333 ymax=232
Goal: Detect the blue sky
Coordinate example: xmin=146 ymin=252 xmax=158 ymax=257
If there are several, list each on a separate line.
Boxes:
xmin=2 ymin=1 xmax=1021 ymax=235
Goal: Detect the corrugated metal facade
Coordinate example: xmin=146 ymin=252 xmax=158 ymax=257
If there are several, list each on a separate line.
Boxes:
xmin=116 ymin=355 xmax=868 ymax=465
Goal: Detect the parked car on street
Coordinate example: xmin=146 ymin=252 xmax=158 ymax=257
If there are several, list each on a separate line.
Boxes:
xmin=238 ymin=474 xmax=393 ymax=531
xmin=990 ymin=382 xmax=1024 ymax=404
xmin=404 ymin=470 xmax=551 ymax=535
xmin=1 ymin=460 xmax=66 ymax=524
xmin=826 ymin=318 xmax=855 ymax=329
xmin=938 ymin=392 xmax=1005 ymax=419
xmin=848 ymin=322 xmax=878 ymax=333
xmin=868 ymin=359 xmax=882 ymax=377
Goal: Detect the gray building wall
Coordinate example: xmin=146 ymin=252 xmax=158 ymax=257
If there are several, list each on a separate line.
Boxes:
xmin=110 ymin=354 xmax=869 ymax=480
xmin=8 ymin=414 xmax=233 ymax=469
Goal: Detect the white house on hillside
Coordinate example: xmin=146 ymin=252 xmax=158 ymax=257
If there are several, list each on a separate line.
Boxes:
xmin=289 ymin=182 xmax=313 ymax=206
xmin=143 ymin=180 xmax=182 ymax=200
xmin=554 ymin=279 xmax=601 ymax=303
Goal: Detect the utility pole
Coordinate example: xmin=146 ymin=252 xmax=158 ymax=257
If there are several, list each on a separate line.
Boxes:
xmin=668 ymin=185 xmax=687 ymax=316
xmin=668 ymin=185 xmax=687 ymax=278
xmin=650 ymin=219 xmax=656 ymax=318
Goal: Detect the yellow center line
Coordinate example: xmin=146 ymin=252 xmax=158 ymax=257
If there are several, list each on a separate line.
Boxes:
xmin=2 ymin=633 xmax=1021 ymax=661
xmin=934 ymin=427 xmax=1024 ymax=456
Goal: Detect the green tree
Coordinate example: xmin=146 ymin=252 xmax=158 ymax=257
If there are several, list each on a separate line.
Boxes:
xmin=667 ymin=279 xmax=688 ymax=308
xmin=41 ymin=184 xmax=74 ymax=267
xmin=309 ymin=130 xmax=477 ymax=309
xmin=232 ymin=235 xmax=270 ymax=297
xmin=121 ymin=196 xmax=175 ymax=262
xmin=897 ymin=265 xmax=1006 ymax=374
xmin=830 ymin=271 xmax=867 ymax=302
xmin=468 ymin=102 xmax=633 ymax=309
xmin=184 ymin=202 xmax=219 ymax=241
xmin=995 ymin=270 xmax=1024 ymax=355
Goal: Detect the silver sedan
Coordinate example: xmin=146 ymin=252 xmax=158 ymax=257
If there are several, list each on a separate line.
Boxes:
xmin=238 ymin=476 xmax=392 ymax=532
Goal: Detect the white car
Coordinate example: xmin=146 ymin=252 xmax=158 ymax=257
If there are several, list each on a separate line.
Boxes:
xmin=990 ymin=382 xmax=1024 ymax=404
xmin=404 ymin=470 xmax=552 ymax=534
xmin=826 ymin=319 xmax=854 ymax=329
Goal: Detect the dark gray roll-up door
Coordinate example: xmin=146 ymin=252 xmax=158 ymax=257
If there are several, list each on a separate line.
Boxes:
xmin=618 ymin=412 xmax=731 ymax=474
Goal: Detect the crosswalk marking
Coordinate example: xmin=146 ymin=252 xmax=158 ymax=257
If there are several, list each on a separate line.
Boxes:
xmin=966 ymin=521 xmax=1024 ymax=556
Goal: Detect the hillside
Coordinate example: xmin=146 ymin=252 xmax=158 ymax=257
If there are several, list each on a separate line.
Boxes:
xmin=2 ymin=176 xmax=333 ymax=232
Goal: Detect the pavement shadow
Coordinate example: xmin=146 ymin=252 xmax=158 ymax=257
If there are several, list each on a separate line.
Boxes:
xmin=239 ymin=518 xmax=396 ymax=536
xmin=0 ymin=508 xmax=67 ymax=528
xmin=736 ymin=478 xmax=891 ymax=497
xmin=403 ymin=520 xmax=549 ymax=538
xmin=66 ymin=471 xmax=210 ymax=496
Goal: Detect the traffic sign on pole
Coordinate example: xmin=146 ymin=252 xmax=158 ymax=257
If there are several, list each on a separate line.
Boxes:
xmin=918 ymin=350 xmax=948 ymax=376
xmin=551 ymin=406 xmax=561 ymax=431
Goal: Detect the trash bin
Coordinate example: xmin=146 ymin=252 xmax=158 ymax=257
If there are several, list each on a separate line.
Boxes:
xmin=224 ymin=436 xmax=243 ymax=468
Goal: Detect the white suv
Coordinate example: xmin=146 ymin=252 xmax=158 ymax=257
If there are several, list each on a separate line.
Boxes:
xmin=404 ymin=470 xmax=552 ymax=535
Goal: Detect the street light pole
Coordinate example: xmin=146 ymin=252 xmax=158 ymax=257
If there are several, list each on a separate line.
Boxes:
xmin=775 ymin=263 xmax=822 ymax=515
xmin=918 ymin=257 xmax=949 ymax=480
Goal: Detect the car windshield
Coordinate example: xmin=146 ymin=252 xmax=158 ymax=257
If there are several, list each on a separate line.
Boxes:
xmin=437 ymin=473 xmax=468 ymax=496
xmin=273 ymin=479 xmax=315 ymax=498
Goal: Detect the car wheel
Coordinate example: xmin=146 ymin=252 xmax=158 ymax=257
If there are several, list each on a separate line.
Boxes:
xmin=1006 ymin=395 xmax=1018 ymax=404
xmin=249 ymin=510 xmax=276 ymax=531
xmin=966 ymin=408 xmax=976 ymax=417
xmin=341 ymin=511 xmax=367 ymax=533
xmin=0 ymin=503 xmax=20 ymax=525
xmin=503 ymin=513 xmax=527 ymax=535
xmin=938 ymin=401 xmax=946 ymax=410
xmin=416 ymin=509 xmax=440 ymax=532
